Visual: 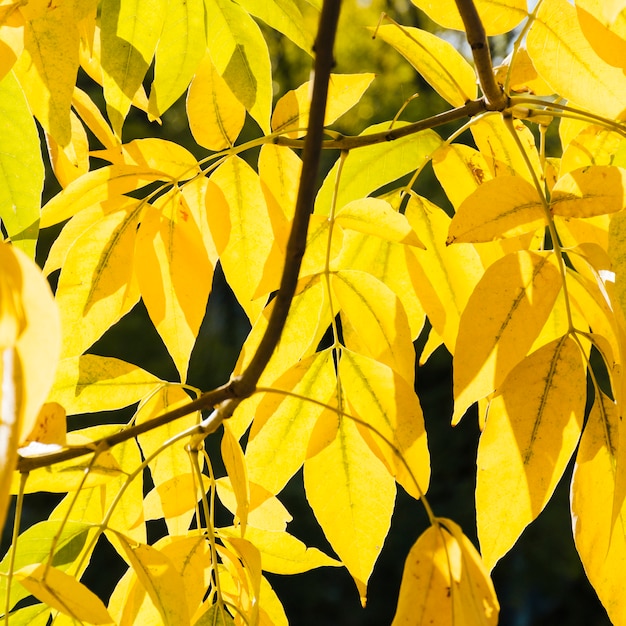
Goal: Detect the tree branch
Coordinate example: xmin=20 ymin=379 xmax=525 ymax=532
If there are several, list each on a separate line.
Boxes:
xmin=454 ymin=0 xmax=508 ymax=110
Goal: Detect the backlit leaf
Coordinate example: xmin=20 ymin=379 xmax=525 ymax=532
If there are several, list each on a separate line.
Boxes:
xmin=0 ymin=71 xmax=44 ymax=257
xmin=49 ymin=354 xmax=162 ymax=414
xmin=453 ymin=251 xmax=562 ymax=424
xmin=46 ymin=110 xmax=89 ymax=188
xmin=550 ymin=165 xmax=626 ymax=217
xmin=304 ymin=415 xmax=396 ymax=604
xmin=187 ymin=52 xmax=246 ymax=151
xmin=205 ymin=0 xmax=272 ymax=133
xmin=571 ymin=391 xmax=626 ymax=626
xmin=373 ymin=24 xmax=477 ymax=107
xmin=527 ymin=0 xmax=626 ymax=120
xmin=447 ymin=175 xmax=545 ymax=243
xmin=340 ymin=350 xmax=430 ymax=501
xmin=15 ymin=563 xmax=112 ymax=624
xmin=476 ymin=336 xmax=586 ymax=571
xmin=100 ymin=0 xmax=166 ymax=135
xmin=272 ymin=73 xmax=375 ymax=138
xmin=409 ymin=0 xmax=526 ymax=35
xmin=147 ymin=0 xmax=205 ymax=118
xmin=222 ymin=421 xmax=249 ymax=532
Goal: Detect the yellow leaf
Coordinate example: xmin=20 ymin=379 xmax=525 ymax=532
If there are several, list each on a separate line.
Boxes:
xmin=447 ymin=176 xmax=545 ymax=244
xmin=332 ymin=270 xmax=415 ymax=385
xmin=114 ymin=532 xmax=190 ymax=625
xmin=205 ymin=0 xmax=272 ymax=133
xmin=20 ymin=402 xmax=66 ymax=447
xmin=272 ymin=73 xmax=375 ymax=138
xmin=206 ymin=156 xmax=277 ymax=321
xmin=0 ymin=70 xmax=44 ymax=258
xmin=432 ymin=143 xmax=493 ymax=210
xmin=46 ymin=110 xmax=89 ymax=188
xmin=100 ymin=0 xmax=166 ymax=135
xmin=476 ymin=336 xmax=586 ymax=571
xmin=142 ymin=473 xmax=203 ymax=523
xmin=147 ymin=0 xmax=205 ymax=118
xmin=575 ymin=1 xmax=626 ymax=70
xmin=40 ymin=165 xmax=161 ymax=228
xmin=55 ymin=204 xmax=141 ymax=358
xmin=494 ymin=46 xmax=554 ymax=96
xmin=49 ymin=354 xmax=162 ymax=415
xmin=0 ymin=4 xmax=23 ymax=81
xmin=453 ymin=251 xmax=562 ymax=424
xmin=560 ymin=123 xmax=626 ymax=175
xmin=71 ymin=86 xmax=119 ymax=151
xmin=409 ymin=0 xmax=526 ymax=35
xmin=216 ymin=478 xmax=292 ymax=532
xmin=373 ymin=24 xmax=477 ymax=107
xmin=340 ymin=350 xmax=430 ymax=501
xmin=304 ymin=415 xmax=396 ymax=604
xmin=333 ymin=230 xmax=426 ymax=339
xmin=334 ymin=197 xmax=423 ymax=247
xmin=470 ymin=115 xmax=543 ymax=183
xmin=187 ymin=52 xmax=246 ymax=151
xmin=136 ymin=193 xmax=213 ymax=381
xmin=222 ymin=421 xmax=249 ymax=533
xmin=15 ymin=563 xmax=113 ymax=624
xmin=526 ymin=0 xmax=626 ymax=120
xmin=245 ymin=349 xmax=336 ymax=495
xmin=15 ymin=0 xmax=82 ymax=147
xmin=571 ymin=391 xmax=626 ymax=625
xmin=405 ymin=194 xmax=484 ymax=354
xmin=392 ymin=520 xmax=498 ymax=625
xmin=179 ymin=176 xmax=219 ymax=266
xmin=219 ymin=526 xmax=341 ymax=574
xmin=551 ymin=165 xmax=626 ymax=217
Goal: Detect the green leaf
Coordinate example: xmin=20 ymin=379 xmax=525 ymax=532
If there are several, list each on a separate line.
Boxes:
xmin=0 ymin=71 xmax=43 ymax=258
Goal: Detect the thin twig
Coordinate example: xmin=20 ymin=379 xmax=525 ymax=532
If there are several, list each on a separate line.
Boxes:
xmin=454 ymin=0 xmax=508 ymax=110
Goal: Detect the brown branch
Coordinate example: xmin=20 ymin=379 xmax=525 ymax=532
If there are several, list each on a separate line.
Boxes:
xmin=454 ymin=0 xmax=507 ymax=111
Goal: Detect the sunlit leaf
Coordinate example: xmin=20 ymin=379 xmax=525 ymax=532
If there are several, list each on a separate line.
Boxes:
xmin=46 ymin=110 xmax=89 ymax=188
xmin=222 ymin=421 xmax=249 ymax=533
xmin=15 ymin=563 xmax=112 ymax=624
xmin=272 ymin=73 xmax=375 ymax=138
xmin=0 ymin=70 xmax=44 ymax=257
xmin=476 ymin=336 xmax=586 ymax=571
xmin=373 ymin=24 xmax=477 ymax=107
xmin=453 ymin=251 xmax=562 ymax=424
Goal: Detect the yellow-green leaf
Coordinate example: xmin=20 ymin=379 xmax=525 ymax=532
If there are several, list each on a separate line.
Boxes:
xmin=49 ymin=354 xmax=162 ymax=414
xmin=205 ymin=0 xmax=272 ymax=133
xmin=453 ymin=251 xmax=562 ymax=424
xmin=272 ymin=73 xmax=375 ymax=138
xmin=527 ymin=0 xmax=626 ymax=120
xmin=219 ymin=526 xmax=340 ymax=574
xmin=334 ymin=197 xmax=422 ymax=247
xmin=100 ymin=0 xmax=166 ymax=135
xmin=476 ymin=336 xmax=586 ymax=571
xmin=0 ymin=71 xmax=44 ymax=257
xmin=205 ymin=155 xmax=275 ymax=321
xmin=304 ymin=415 xmax=396 ymax=604
xmin=187 ymin=52 xmax=246 ymax=151
xmin=373 ymin=24 xmax=477 ymax=107
xmin=147 ymin=0 xmax=205 ymax=118
xmin=551 ymin=165 xmax=626 ymax=217
xmin=447 ymin=176 xmax=545 ymax=244
xmin=15 ymin=563 xmax=112 ymax=624
xmin=315 ymin=126 xmax=442 ymax=215
xmin=245 ymin=349 xmax=336 ymax=496
xmin=55 ymin=204 xmax=141 ymax=358
xmin=571 ymin=391 xmax=626 ymax=626
xmin=332 ymin=270 xmax=415 ymax=385
xmin=340 ymin=350 xmax=430 ymax=501
xmin=409 ymin=0 xmax=526 ymax=35
xmin=114 ymin=532 xmax=190 ymax=625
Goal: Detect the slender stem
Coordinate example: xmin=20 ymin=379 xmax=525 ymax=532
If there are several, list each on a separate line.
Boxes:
xmin=454 ymin=0 xmax=507 ymax=111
